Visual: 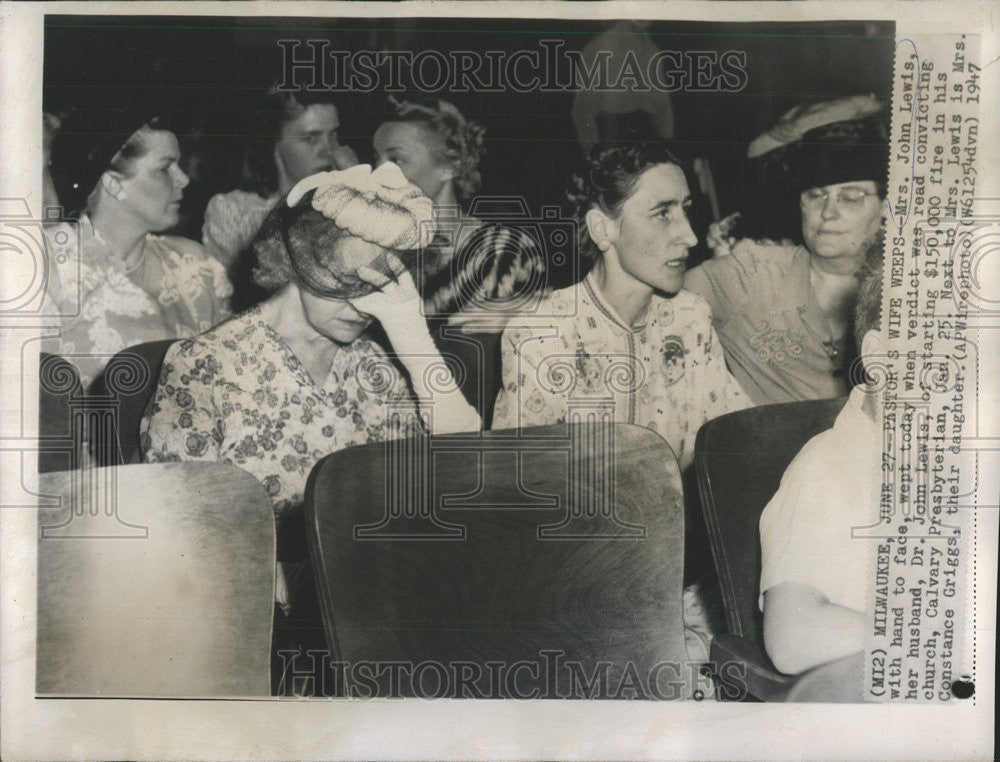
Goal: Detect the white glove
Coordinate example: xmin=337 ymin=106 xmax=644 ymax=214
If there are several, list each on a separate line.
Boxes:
xmin=350 ymin=258 xmax=436 ymax=356
xmin=350 ymin=257 xmax=481 ymax=434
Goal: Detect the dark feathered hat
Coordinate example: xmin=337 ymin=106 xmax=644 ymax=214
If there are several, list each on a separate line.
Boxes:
xmin=793 ymin=115 xmax=890 ymax=192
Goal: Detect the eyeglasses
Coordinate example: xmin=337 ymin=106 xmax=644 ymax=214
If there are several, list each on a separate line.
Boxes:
xmin=800 ymin=187 xmax=879 ymax=211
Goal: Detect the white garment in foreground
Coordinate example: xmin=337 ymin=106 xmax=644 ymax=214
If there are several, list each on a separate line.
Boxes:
xmin=758 ymin=385 xmax=879 ymax=613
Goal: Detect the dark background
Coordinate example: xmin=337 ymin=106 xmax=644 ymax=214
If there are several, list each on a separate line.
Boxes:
xmin=44 ymin=16 xmax=895 ymax=273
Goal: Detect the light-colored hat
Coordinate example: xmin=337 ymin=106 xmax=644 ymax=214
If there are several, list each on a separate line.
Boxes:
xmin=747 ymin=95 xmax=884 ymax=159
xmin=287 ymin=162 xmax=436 ymax=250
xmin=746 ymin=95 xmax=889 ymax=193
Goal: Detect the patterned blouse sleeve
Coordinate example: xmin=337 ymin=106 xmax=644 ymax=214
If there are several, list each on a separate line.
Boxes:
xmin=140 ymin=341 xmax=225 ymax=463
xmin=202 ymin=193 xmax=251 ymax=269
xmin=157 ymin=235 xmax=234 ymax=329
xmin=491 ymin=323 xmax=571 ymax=431
xmin=700 ymin=316 xmax=752 ymax=420
xmin=42 ymin=222 xmax=79 ymax=314
xmin=201 ymin=248 xmax=235 ymax=322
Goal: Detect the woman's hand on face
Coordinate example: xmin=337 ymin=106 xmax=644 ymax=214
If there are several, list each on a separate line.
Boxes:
xmin=350 ymin=254 xmax=439 ymax=360
xmin=349 ymin=254 xmax=423 ymax=328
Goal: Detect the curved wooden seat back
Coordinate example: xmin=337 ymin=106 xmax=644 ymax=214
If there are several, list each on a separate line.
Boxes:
xmin=38 ymin=353 xmax=84 ymax=473
xmin=305 ymin=422 xmax=689 ymax=699
xmin=88 ymin=339 xmax=176 ymax=466
xmin=36 ymin=462 xmax=275 ymax=697
xmin=693 ymin=397 xmax=847 ymax=645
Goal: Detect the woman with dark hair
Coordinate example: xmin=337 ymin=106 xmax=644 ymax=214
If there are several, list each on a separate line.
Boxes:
xmin=373 ymin=96 xmax=544 ymax=320
xmin=141 ymin=164 xmax=480 ymax=669
xmin=201 ymin=88 xmax=359 ymax=272
xmin=491 ymin=142 xmax=747 ymax=667
xmin=45 ymin=106 xmax=232 ymax=387
xmin=492 ymin=142 xmax=747 ymax=472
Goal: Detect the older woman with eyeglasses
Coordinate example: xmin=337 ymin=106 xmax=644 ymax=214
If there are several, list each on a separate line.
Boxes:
xmin=684 ymin=109 xmax=889 ymax=405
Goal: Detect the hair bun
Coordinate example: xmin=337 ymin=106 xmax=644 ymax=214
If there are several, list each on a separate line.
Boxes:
xmin=564 ymin=171 xmax=592 ymax=220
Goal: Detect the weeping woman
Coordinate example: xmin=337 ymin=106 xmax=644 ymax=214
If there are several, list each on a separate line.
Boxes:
xmin=141 ymin=163 xmax=480 ymax=692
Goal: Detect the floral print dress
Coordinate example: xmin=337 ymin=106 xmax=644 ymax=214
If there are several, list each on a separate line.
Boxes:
xmin=492 ymin=272 xmax=744 ymax=663
xmin=492 ymin=272 xmax=748 ymax=472
xmin=140 ymin=307 xmax=421 ymax=523
xmin=44 ymin=216 xmax=232 ymax=388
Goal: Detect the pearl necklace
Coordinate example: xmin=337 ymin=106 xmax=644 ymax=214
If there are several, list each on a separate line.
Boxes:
xmin=92 ymin=225 xmax=147 ymax=274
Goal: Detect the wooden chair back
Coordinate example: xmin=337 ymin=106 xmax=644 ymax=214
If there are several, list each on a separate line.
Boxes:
xmin=304 ymin=422 xmax=690 ymax=699
xmin=693 ymin=398 xmax=846 ymax=645
xmin=36 ymin=462 xmax=275 ymax=697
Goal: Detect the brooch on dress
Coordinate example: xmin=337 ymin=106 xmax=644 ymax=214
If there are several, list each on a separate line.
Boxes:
xmin=749 ymin=323 xmax=804 ymax=364
xmin=661 ymin=336 xmax=687 ymax=385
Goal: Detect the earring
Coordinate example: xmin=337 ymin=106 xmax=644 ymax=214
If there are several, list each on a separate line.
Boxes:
xmin=597 ymin=239 xmax=611 ymax=252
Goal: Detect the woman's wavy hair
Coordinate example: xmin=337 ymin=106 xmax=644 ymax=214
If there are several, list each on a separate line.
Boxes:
xmin=566 ymin=141 xmax=687 ymax=269
xmin=251 ymin=195 xmax=342 ymax=290
xmin=239 ymin=88 xmax=342 ymax=198
xmin=853 ymin=232 xmax=885 ymax=350
xmin=383 ymin=95 xmax=486 ymax=204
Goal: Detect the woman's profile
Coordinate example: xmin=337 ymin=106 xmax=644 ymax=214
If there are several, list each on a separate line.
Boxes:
xmin=373 ymin=95 xmax=544 ymax=321
xmin=492 ymin=142 xmax=747 ymax=472
xmin=46 ymin=105 xmax=232 ymax=387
